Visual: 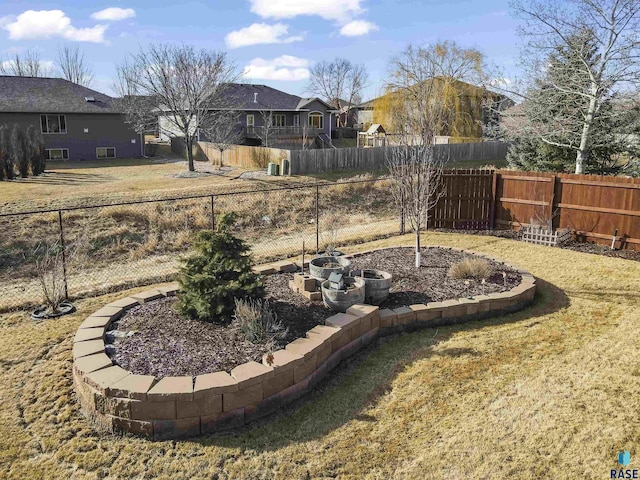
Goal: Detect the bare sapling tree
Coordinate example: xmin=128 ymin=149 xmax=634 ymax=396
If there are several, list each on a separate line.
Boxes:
xmin=307 ymin=58 xmax=368 ymax=127
xmin=57 ymin=45 xmax=93 ymax=86
xmin=0 ymin=49 xmax=54 ymax=77
xmin=116 ymin=44 xmax=237 ymax=172
xmin=256 ymin=110 xmax=275 ymax=148
xmin=385 ymin=41 xmax=486 ymax=267
xmin=511 ymin=0 xmax=640 ymax=174
xmin=202 ymin=111 xmax=242 ymax=167
xmin=34 ymin=241 xmax=67 ymax=313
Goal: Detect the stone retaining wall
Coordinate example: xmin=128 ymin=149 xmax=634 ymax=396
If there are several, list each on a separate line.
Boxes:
xmin=73 ymin=246 xmax=536 ymax=440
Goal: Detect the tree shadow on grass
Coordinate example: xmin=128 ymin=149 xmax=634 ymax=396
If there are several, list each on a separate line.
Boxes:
xmin=12 ymin=171 xmax=113 ymax=186
xmin=191 ymin=276 xmax=570 ymax=450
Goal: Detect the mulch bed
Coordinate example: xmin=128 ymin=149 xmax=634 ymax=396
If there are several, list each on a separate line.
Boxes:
xmin=108 ymin=247 xmax=521 ymax=377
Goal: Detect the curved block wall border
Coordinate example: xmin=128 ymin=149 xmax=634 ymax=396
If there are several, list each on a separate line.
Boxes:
xmin=73 ymin=246 xmax=536 ymax=440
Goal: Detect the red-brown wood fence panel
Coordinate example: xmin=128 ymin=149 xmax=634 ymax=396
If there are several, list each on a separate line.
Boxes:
xmin=493 ymin=170 xmax=640 ymax=250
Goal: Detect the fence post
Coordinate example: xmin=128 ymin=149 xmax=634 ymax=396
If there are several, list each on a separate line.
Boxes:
xmin=58 ymin=210 xmax=69 ymax=300
xmin=210 ymin=195 xmax=215 ymax=231
xmin=489 ymin=171 xmax=499 ymax=230
xmin=549 ymin=175 xmax=558 ymax=230
xmin=315 ymin=184 xmax=320 ymax=254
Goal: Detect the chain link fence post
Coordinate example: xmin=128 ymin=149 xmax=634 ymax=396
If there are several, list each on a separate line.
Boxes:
xmin=315 ymin=184 xmax=320 ymax=254
xmin=58 ymin=209 xmax=69 ymax=300
xmin=210 ymin=195 xmax=215 ymax=231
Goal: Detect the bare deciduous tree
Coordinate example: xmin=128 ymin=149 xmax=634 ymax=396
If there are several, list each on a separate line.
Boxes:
xmin=202 ymin=111 xmax=242 ymax=167
xmin=57 ymin=45 xmax=93 ymax=87
xmin=385 ymin=41 xmax=486 ymax=267
xmin=307 ymin=58 xmax=368 ymax=127
xmin=116 ymin=44 xmax=237 ymax=172
xmin=0 ymin=49 xmax=54 ymax=77
xmin=511 ymin=0 xmax=640 ymax=174
xmin=255 ymin=110 xmax=275 ymax=148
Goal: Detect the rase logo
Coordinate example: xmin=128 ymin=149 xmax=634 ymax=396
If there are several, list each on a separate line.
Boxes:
xmin=611 ymin=450 xmax=638 ymax=479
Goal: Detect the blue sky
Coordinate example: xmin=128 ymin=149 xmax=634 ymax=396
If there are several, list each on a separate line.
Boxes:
xmin=0 ymin=0 xmax=521 ymax=100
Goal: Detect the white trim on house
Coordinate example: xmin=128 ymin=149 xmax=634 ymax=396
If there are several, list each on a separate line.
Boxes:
xmin=40 ymin=114 xmax=67 ymax=134
xmin=96 ymin=147 xmax=116 ymax=159
xmin=45 ymin=148 xmax=69 ymax=160
xmin=246 ymin=114 xmax=255 ymax=127
xmin=309 ymin=111 xmax=324 ymax=129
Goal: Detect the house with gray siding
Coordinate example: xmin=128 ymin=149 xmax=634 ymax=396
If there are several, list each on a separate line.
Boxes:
xmin=0 ymin=76 xmax=141 ymax=161
xmin=158 ymin=83 xmax=337 ymax=148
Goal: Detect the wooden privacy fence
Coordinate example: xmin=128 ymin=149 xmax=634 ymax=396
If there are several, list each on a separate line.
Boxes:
xmin=425 ymin=169 xmax=640 ymax=250
xmin=196 ymin=142 xmax=290 ymax=169
xmin=289 ymin=142 xmax=509 ymax=175
xmin=494 ymin=170 xmax=640 ymax=250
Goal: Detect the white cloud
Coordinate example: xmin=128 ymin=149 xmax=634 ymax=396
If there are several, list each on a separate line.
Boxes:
xmin=249 ymin=0 xmax=364 ymax=21
xmin=1 ymin=10 xmax=107 ymax=43
xmin=339 ymin=20 xmax=377 ymax=36
xmin=90 ymin=7 xmax=136 ymax=21
xmin=243 ymin=55 xmax=310 ymax=81
xmin=225 ymin=23 xmax=303 ymax=49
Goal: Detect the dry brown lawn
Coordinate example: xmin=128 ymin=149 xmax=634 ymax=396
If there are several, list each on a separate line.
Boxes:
xmin=1 ymin=232 xmax=639 ymax=479
xmin=0 ymin=157 xmax=312 ymax=214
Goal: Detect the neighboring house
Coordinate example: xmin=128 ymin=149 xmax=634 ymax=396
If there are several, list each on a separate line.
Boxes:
xmin=327 ymin=98 xmax=359 ymax=128
xmin=0 ymin=76 xmax=142 ymax=161
xmin=352 ymin=79 xmax=514 ymax=142
xmin=158 ymin=83 xmax=337 ymax=148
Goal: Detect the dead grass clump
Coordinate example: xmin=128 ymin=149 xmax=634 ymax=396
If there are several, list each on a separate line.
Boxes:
xmin=448 ymin=257 xmax=493 ymax=280
xmin=233 ymin=298 xmax=288 ymax=347
xmin=250 ymin=148 xmax=273 ymax=169
xmin=98 ymin=206 xmax=150 ymax=225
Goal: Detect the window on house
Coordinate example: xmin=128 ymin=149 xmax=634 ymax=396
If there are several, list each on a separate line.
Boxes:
xmin=293 ymin=115 xmax=300 ymax=127
xmin=97 ymin=147 xmax=116 ymax=159
xmin=45 ymin=148 xmax=69 ymax=160
xmin=246 ymin=114 xmax=255 ymax=127
xmin=309 ymin=112 xmax=324 ymax=129
xmin=272 ymin=114 xmax=286 ymax=127
xmin=40 ymin=114 xmax=67 ymax=134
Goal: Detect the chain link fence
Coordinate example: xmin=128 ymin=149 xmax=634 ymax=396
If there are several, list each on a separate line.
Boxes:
xmin=0 ymin=178 xmax=400 ymax=312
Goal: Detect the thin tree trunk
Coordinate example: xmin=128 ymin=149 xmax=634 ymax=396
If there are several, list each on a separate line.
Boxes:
xmin=415 ymin=229 xmax=421 ymax=268
xmin=575 ymin=90 xmax=598 ymax=174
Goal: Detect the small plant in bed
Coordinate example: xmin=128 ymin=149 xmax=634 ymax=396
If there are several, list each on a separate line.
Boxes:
xmin=447 ymin=257 xmax=493 ymax=281
xmin=233 ymin=298 xmax=288 ymax=348
xmin=177 ymin=212 xmax=264 ymax=323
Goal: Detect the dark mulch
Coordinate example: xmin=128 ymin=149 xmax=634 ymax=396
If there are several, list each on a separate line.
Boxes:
xmin=109 ymin=247 xmax=520 ymax=377
xmin=433 ymin=228 xmax=640 ymax=262
xmin=350 ymin=247 xmax=520 ymax=308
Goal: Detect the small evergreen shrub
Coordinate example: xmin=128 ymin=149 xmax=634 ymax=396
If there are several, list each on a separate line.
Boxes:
xmin=233 ymin=298 xmax=288 ymax=345
xmin=177 ymin=212 xmax=264 ymax=323
xmin=448 ymin=257 xmax=493 ymax=280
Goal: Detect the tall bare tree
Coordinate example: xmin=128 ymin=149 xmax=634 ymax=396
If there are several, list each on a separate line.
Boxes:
xmin=511 ymin=0 xmax=640 ymax=174
xmin=307 ymin=58 xmax=368 ymax=127
xmin=57 ymin=46 xmax=93 ymax=87
xmin=384 ymin=41 xmax=487 ymax=267
xmin=0 ymin=49 xmax=54 ymax=77
xmin=116 ymin=44 xmax=237 ymax=171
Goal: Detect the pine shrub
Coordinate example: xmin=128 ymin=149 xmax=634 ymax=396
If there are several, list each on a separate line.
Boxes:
xmin=177 ymin=212 xmax=264 ymax=323
xmin=11 ymin=124 xmax=28 ymax=178
xmin=0 ymin=124 xmax=13 ymax=180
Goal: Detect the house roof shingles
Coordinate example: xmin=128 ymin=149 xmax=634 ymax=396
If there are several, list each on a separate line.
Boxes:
xmin=0 ymin=76 xmax=120 ymax=114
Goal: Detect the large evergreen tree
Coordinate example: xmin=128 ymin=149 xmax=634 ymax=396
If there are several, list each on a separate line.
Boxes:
xmin=507 ymin=30 xmax=633 ymax=175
